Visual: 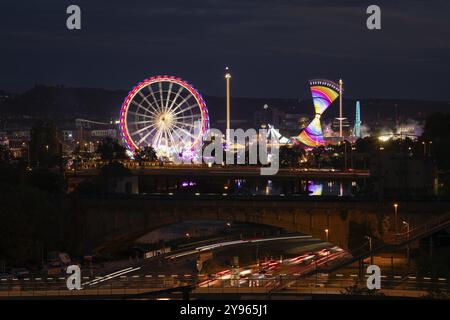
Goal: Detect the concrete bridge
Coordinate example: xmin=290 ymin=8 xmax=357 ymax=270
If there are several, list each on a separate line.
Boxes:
xmin=66 ymin=166 xmax=370 ymax=194
xmin=71 ymin=195 xmax=450 ymax=253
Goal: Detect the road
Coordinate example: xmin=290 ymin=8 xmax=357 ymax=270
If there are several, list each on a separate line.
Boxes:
xmin=2 ymin=234 xmax=448 ymax=299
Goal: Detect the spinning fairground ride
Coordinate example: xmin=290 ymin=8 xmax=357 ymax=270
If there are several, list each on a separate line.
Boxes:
xmin=271 ymin=79 xmax=341 ymax=148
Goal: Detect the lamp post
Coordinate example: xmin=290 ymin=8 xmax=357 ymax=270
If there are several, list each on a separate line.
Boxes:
xmin=365 ymin=236 xmax=373 ymax=265
xmin=225 ymin=67 xmax=232 ymax=146
xmin=350 ymin=144 xmax=355 ymax=169
xmin=393 ymin=203 xmax=399 ymax=232
xmin=344 ymin=141 xmax=348 ymax=170
xmin=22 ymin=142 xmax=30 ymax=168
xmin=338 ymin=79 xmax=344 ymax=138
xmin=403 ymin=221 xmax=410 ymax=265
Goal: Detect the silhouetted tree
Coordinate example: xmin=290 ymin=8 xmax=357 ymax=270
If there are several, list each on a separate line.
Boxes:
xmin=134 ymin=146 xmax=158 ymax=163
xmin=355 ymin=136 xmax=378 ymax=154
xmin=74 ymin=162 xmax=132 ymax=195
xmin=29 ymin=121 xmax=62 ymax=168
xmin=422 ymin=113 xmax=450 ymax=170
xmin=0 ymin=145 xmax=11 ymax=163
xmin=96 ymin=137 xmax=127 ymax=162
xmin=279 ymin=145 xmax=304 ymax=168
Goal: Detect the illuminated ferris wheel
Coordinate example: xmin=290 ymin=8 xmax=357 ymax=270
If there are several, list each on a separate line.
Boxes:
xmin=119 ymin=76 xmax=209 ymax=157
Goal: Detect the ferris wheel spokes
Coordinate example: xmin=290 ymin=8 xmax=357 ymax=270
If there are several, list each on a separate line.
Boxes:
xmin=167 ymin=86 xmax=185 ymax=113
xmin=131 ymin=99 xmax=158 ymax=118
xmin=165 ymin=82 xmax=174 ymax=110
xmin=137 ymin=126 xmax=159 ymax=146
xmin=146 ymin=84 xmax=164 ymax=114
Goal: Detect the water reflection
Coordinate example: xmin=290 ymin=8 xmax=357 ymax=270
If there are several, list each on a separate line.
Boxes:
xmin=307 ymin=181 xmax=323 ymax=196
xmin=307 ymin=181 xmax=356 ymax=197
xmin=230 ymin=179 xmax=359 ymax=196
xmin=143 ymin=176 xmax=363 ymax=197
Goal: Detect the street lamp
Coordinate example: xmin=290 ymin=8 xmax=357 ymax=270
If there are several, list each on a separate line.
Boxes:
xmin=365 ymin=236 xmax=373 ymax=265
xmin=393 ymin=203 xmax=399 ymax=232
xmin=403 ymin=221 xmax=410 ymax=265
xmin=343 ymin=141 xmax=348 ymax=170
xmin=225 ymin=67 xmax=232 ymax=145
xmin=22 ymin=142 xmax=30 ymax=168
xmin=350 ymin=144 xmax=355 ymax=169
xmin=324 ymin=229 xmax=330 ymax=267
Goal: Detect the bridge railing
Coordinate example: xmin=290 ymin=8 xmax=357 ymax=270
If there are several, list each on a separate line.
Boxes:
xmin=322 ymin=212 xmax=450 ymax=274
xmin=384 ymin=212 xmax=450 ymax=245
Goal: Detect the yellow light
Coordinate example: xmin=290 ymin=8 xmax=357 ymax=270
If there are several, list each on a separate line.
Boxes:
xmin=378 ymin=136 xmax=390 ymax=142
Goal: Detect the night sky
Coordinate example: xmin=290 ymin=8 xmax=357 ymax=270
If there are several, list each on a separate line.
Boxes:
xmin=1 ymin=0 xmax=449 ymax=100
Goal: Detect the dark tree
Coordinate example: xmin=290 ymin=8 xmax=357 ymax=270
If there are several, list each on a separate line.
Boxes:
xmin=74 ymin=162 xmax=132 ymax=195
xmin=355 ymin=136 xmax=378 ymax=154
xmin=279 ymin=145 xmax=304 ymax=168
xmin=29 ymin=121 xmax=63 ymax=168
xmin=422 ymin=113 xmax=450 ymax=170
xmin=96 ymin=137 xmax=128 ymax=162
xmin=0 ymin=144 xmax=11 ymax=163
xmin=134 ymin=146 xmax=158 ymax=163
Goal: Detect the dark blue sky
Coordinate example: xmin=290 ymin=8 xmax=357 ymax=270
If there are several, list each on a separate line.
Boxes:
xmin=1 ymin=0 xmax=449 ymax=100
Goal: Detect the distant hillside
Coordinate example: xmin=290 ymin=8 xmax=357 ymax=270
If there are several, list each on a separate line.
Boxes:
xmin=1 ymin=86 xmax=449 ymax=126
xmin=0 ymin=85 xmax=127 ymax=118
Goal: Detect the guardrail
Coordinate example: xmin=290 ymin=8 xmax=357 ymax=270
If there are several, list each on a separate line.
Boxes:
xmin=322 ymin=212 xmax=450 ymax=274
xmin=384 ymin=212 xmax=450 ymax=245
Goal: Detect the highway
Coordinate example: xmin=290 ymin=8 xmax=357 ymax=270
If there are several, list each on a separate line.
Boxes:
xmin=2 ymin=234 xmax=448 ymax=299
